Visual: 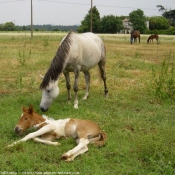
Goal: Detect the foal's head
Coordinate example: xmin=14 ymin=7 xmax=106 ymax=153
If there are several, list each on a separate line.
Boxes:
xmin=14 ymin=105 xmax=35 ymax=134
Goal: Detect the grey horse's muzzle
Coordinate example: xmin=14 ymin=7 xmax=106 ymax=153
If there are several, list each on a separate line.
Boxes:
xmin=40 ymin=106 xmax=48 ymax=112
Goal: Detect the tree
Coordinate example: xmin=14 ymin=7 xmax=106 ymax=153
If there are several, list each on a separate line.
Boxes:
xmin=2 ymin=22 xmax=16 ymax=31
xmin=101 ymin=15 xmax=123 ymax=33
xmin=149 ymin=16 xmax=169 ymax=30
xmin=129 ymin=9 xmax=147 ymax=33
xmin=116 ymin=16 xmax=123 ymax=32
xmin=156 ymin=5 xmax=175 ymax=26
xmin=163 ymin=9 xmax=175 ymax=19
xmin=156 ymin=5 xmax=166 ymax=13
xmin=162 ymin=10 xmax=175 ymax=26
xmin=78 ymin=6 xmax=101 ymax=33
xmin=0 ymin=24 xmax=3 ymax=31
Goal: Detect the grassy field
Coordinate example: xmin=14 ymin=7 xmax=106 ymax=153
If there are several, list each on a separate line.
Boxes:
xmin=0 ymin=32 xmax=175 ymax=175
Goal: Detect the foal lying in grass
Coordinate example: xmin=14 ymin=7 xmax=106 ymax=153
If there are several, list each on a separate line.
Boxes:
xmin=7 ymin=105 xmax=107 ymax=161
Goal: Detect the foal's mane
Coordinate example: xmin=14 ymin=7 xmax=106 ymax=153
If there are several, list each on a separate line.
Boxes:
xmin=40 ymin=31 xmax=73 ymax=89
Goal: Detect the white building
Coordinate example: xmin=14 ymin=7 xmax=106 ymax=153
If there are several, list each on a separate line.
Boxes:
xmin=121 ymin=18 xmax=149 ymax=34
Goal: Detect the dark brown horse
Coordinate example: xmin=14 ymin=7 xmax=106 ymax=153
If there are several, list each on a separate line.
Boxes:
xmin=147 ymin=34 xmax=159 ymax=43
xmin=130 ymin=30 xmax=140 ymax=44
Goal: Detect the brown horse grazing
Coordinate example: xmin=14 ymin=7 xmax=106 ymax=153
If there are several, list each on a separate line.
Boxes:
xmin=7 ymin=105 xmax=107 ymax=161
xmin=130 ymin=30 xmax=140 ymax=44
xmin=147 ymin=34 xmax=159 ymax=43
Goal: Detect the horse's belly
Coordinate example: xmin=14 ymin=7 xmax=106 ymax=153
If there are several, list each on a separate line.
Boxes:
xmin=80 ymin=48 xmax=101 ymax=70
xmin=65 ymin=52 xmax=101 ymax=72
xmin=64 ymin=63 xmax=95 ymax=72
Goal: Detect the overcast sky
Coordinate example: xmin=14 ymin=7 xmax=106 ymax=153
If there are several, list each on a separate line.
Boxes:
xmin=0 ymin=0 xmax=174 ymax=26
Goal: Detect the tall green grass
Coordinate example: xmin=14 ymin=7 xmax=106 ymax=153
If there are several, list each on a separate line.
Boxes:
xmin=149 ymin=50 xmax=175 ymax=100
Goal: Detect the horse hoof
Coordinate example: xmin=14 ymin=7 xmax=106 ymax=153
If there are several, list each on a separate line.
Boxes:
xmin=54 ymin=142 xmax=60 ymax=146
xmin=61 ymin=154 xmax=68 ymax=160
xmin=74 ymin=105 xmax=78 ymax=109
xmin=104 ymin=93 xmax=109 ymax=98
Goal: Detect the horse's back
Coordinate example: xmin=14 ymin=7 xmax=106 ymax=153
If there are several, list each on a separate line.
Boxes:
xmin=133 ymin=30 xmax=140 ymax=37
xmin=65 ymin=32 xmax=105 ymax=71
xmin=77 ymin=32 xmax=104 ymax=54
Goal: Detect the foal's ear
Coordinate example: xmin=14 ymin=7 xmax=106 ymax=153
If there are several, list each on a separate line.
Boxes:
xmin=22 ymin=106 xmax=27 ymax=112
xmin=28 ymin=105 xmax=34 ymax=114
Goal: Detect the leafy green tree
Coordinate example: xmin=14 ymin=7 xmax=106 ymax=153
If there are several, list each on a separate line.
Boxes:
xmin=129 ymin=9 xmax=147 ymax=33
xmin=149 ymin=16 xmax=169 ymax=30
xmin=0 ymin=24 xmax=3 ymax=31
xmin=21 ymin=26 xmax=27 ymax=30
xmin=156 ymin=5 xmax=175 ymax=26
xmin=101 ymin=15 xmax=123 ymax=33
xmin=163 ymin=10 xmax=175 ymax=26
xmin=78 ymin=6 xmax=101 ymax=33
xmin=2 ymin=22 xmax=16 ymax=31
xmin=119 ymin=16 xmax=129 ymax=20
xmin=116 ymin=16 xmax=124 ymax=32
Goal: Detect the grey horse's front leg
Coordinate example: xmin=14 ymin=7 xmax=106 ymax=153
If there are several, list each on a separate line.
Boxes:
xmin=82 ymin=71 xmax=90 ymax=100
xmin=73 ymin=68 xmax=80 ymax=109
xmin=63 ymin=71 xmax=72 ymax=102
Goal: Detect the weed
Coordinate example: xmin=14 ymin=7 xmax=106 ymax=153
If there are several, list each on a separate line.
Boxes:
xmin=18 ymin=73 xmax=23 ymax=91
xmin=134 ymin=52 xmax=141 ymax=59
xmin=149 ymin=51 xmax=175 ymax=100
xmin=43 ymin=37 xmax=49 ymax=50
xmin=18 ymin=49 xmax=31 ymax=66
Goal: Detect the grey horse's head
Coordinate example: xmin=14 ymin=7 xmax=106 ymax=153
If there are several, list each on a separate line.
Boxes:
xmin=39 ymin=75 xmax=59 ymax=112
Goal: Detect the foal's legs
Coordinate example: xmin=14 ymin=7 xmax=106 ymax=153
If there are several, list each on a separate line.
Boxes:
xmin=63 ymin=71 xmax=72 ymax=101
xmin=33 ymin=133 xmax=60 ymax=146
xmin=7 ymin=124 xmax=55 ymax=147
xmin=61 ymin=138 xmax=89 ymax=161
xmin=98 ymin=61 xmax=108 ymax=97
xmin=33 ymin=138 xmax=60 ymax=146
xmin=82 ymin=70 xmax=90 ymax=100
xmin=62 ymin=146 xmax=88 ymax=161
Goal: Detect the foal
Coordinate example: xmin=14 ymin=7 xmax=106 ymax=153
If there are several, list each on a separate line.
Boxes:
xmin=7 ymin=105 xmax=107 ymax=161
xmin=147 ymin=34 xmax=159 ymax=43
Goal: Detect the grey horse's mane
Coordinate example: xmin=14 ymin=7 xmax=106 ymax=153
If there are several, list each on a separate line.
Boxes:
xmin=40 ymin=31 xmax=73 ymax=89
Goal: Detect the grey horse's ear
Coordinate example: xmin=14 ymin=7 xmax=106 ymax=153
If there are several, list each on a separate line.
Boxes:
xmin=39 ymin=74 xmax=44 ymax=79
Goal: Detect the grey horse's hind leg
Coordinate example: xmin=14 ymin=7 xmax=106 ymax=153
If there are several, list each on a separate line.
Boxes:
xmin=82 ymin=71 xmax=90 ymax=100
xmin=63 ymin=71 xmax=72 ymax=101
xmin=98 ymin=61 xmax=108 ymax=97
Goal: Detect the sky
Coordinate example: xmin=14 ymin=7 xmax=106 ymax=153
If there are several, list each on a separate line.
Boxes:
xmin=0 ymin=0 xmax=174 ymax=26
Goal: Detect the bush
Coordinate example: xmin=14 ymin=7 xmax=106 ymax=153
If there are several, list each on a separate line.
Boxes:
xmin=145 ymin=27 xmax=175 ymax=35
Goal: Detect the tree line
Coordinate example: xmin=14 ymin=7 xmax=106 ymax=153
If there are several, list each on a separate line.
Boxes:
xmin=0 ymin=23 xmax=78 ymax=32
xmin=0 ymin=5 xmax=175 ymax=34
xmin=78 ymin=6 xmax=175 ymax=34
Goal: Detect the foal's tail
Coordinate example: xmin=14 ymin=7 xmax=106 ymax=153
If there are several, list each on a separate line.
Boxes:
xmin=94 ymin=131 xmax=107 ymax=147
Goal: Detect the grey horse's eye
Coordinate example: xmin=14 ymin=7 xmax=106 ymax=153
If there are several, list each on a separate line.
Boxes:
xmin=47 ymin=90 xmax=51 ymax=93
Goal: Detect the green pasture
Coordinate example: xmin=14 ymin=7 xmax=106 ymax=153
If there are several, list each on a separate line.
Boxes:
xmin=0 ymin=32 xmax=175 ymax=175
